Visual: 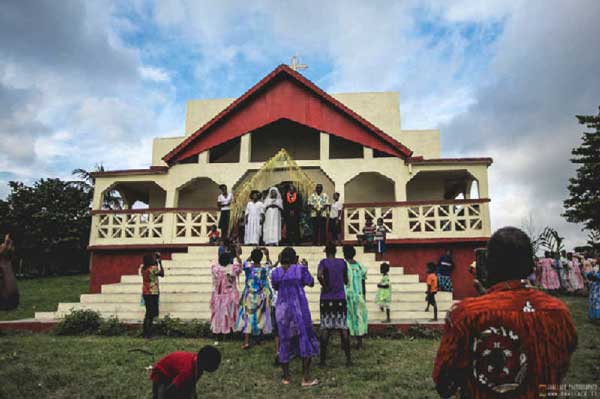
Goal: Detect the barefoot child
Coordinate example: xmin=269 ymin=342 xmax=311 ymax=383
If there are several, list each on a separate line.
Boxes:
xmin=236 ymin=247 xmax=273 ymax=349
xmin=375 ymin=263 xmax=391 ymax=323
xmin=425 ymin=262 xmax=438 ymax=321
xmin=150 ymin=346 xmax=221 ymax=399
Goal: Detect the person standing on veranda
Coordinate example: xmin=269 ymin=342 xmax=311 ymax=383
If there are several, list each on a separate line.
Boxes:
xmin=308 ymin=184 xmax=329 ymax=246
xmin=263 ymin=187 xmax=283 ymax=246
xmin=283 ymin=184 xmax=302 ymax=245
xmin=244 ymin=191 xmax=264 ymax=246
xmin=328 ymin=192 xmax=343 ymax=244
xmin=217 ymin=184 xmax=233 ymax=238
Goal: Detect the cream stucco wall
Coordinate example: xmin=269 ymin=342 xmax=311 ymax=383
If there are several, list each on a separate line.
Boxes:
xmin=153 ymin=137 xmax=185 ymax=167
xmin=398 ymin=130 xmax=441 ymax=159
xmin=185 ymin=98 xmax=235 ymax=136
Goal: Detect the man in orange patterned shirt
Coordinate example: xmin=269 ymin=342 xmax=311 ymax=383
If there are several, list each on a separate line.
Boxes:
xmin=433 ymin=227 xmax=577 ymax=398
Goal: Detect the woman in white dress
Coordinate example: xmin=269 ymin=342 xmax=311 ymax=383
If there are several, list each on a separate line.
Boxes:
xmin=262 ymin=187 xmax=283 ymax=245
xmin=244 ymin=191 xmax=264 ymax=245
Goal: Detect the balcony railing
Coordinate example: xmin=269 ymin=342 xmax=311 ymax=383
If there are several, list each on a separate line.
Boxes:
xmin=89 ymin=199 xmax=490 ymax=247
xmin=344 ymin=199 xmax=490 ymax=240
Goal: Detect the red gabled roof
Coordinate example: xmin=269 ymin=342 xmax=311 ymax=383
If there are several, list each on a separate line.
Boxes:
xmin=163 ymin=64 xmax=413 ymax=164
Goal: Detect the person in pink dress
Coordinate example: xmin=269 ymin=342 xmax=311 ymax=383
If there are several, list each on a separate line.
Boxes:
xmin=567 ymin=252 xmax=585 ymax=291
xmin=537 ymin=251 xmax=561 ymax=291
xmin=210 ymin=249 xmax=243 ymax=339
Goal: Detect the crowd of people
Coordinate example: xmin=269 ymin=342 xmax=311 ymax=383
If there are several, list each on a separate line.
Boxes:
xmin=215 ymin=183 xmax=345 ymax=246
xmin=136 ymin=226 xmax=600 ymax=398
xmin=2 ymin=224 xmax=598 ymax=397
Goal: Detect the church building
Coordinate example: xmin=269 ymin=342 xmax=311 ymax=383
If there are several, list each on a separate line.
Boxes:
xmin=87 ymin=64 xmax=492 ymax=299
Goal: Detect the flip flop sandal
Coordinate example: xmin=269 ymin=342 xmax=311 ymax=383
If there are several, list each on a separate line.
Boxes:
xmin=301 ymin=379 xmax=319 ymax=387
xmin=241 ymin=344 xmax=250 ymax=350
xmin=281 ymin=379 xmax=291 ymax=385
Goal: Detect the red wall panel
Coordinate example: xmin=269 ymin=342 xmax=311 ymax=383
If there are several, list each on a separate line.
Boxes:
xmin=381 ymin=242 xmax=487 ymax=299
xmin=89 ymin=250 xmax=174 ymax=293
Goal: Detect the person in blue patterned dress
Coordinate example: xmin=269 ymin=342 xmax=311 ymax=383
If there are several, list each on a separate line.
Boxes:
xmin=587 ymin=268 xmax=600 ymax=320
xmin=236 ymin=248 xmax=273 ymax=349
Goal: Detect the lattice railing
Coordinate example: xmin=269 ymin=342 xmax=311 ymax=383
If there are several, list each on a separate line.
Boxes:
xmin=174 ymin=210 xmax=220 ymax=239
xmin=96 ymin=212 xmax=164 ymax=240
xmin=344 ymin=200 xmax=488 ymax=240
xmin=407 ymin=203 xmax=482 ymax=233
xmin=345 ymin=207 xmax=394 ymax=236
xmin=91 ymin=209 xmax=221 ymax=245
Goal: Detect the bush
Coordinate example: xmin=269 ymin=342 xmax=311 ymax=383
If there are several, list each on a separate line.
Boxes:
xmin=154 ymin=316 xmax=212 ymax=338
xmin=371 ymin=325 xmax=406 ymax=340
xmin=54 ymin=309 xmax=101 ymax=335
xmin=98 ymin=316 xmax=128 ymax=336
xmin=407 ymin=325 xmax=441 ymax=339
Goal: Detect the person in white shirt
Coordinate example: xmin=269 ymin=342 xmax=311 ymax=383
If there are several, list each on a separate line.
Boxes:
xmin=217 ymin=184 xmax=233 ymax=238
xmin=328 ymin=192 xmax=343 ymax=243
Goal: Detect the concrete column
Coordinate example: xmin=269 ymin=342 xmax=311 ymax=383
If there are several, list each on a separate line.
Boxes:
xmin=363 ymin=147 xmax=373 ymax=159
xmin=165 ymin=189 xmax=178 ymax=208
xmin=240 ymin=133 xmax=251 ymax=164
xmin=320 ymin=133 xmax=329 ymax=160
xmin=198 ymin=151 xmax=209 ymax=163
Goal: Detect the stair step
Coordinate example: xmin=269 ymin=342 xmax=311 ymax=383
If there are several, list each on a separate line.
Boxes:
xmin=102 ymin=282 xmax=429 ymax=294
xmin=119 ymin=274 xmax=419 ymax=284
xmin=81 ymin=291 xmax=453 ymax=304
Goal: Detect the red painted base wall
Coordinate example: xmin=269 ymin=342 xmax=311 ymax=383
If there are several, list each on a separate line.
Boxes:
xmin=89 ymin=251 xmax=174 ymax=293
xmin=381 ymin=241 xmax=487 ymax=299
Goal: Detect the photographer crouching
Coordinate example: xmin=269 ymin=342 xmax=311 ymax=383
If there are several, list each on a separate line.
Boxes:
xmin=432 ymin=227 xmax=577 ymax=398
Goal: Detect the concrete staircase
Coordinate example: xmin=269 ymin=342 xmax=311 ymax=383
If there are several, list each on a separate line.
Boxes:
xmin=35 ymin=246 xmax=452 ymax=323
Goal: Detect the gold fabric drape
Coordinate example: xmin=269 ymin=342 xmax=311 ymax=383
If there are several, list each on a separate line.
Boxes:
xmin=229 ymin=148 xmax=315 ymax=227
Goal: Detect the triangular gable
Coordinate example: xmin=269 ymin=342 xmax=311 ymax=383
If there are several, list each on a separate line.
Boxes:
xmin=163 ymin=64 xmax=413 ymax=164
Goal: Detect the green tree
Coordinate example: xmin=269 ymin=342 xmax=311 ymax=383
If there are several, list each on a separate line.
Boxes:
xmin=563 ymin=107 xmax=600 ymax=235
xmin=2 ymin=178 xmax=91 ymax=276
xmin=72 ymin=163 xmax=122 ymax=210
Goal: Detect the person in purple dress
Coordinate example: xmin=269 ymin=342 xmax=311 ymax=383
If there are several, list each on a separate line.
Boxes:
xmin=317 ymin=242 xmax=352 ymax=367
xmin=271 ymin=247 xmax=320 ymax=387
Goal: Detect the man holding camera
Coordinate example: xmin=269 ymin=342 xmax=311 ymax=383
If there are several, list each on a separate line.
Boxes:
xmin=433 ymin=227 xmax=577 ymax=398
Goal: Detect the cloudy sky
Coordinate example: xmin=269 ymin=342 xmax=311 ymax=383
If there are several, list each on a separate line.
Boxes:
xmin=1 ymin=0 xmax=599 ymax=248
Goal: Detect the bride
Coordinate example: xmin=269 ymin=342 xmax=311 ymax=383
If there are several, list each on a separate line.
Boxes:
xmin=262 ymin=187 xmax=283 ymax=246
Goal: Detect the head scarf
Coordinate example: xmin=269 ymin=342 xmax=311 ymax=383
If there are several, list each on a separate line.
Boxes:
xmin=264 ymin=186 xmax=283 ymax=208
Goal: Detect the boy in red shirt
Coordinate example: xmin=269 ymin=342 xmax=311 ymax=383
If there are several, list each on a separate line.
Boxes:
xmin=151 ymin=346 xmax=221 ymax=399
xmin=425 ymin=262 xmax=438 ymax=321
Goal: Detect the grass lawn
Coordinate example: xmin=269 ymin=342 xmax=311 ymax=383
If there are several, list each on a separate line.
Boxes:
xmin=0 ymin=274 xmax=89 ymax=321
xmin=0 ymin=276 xmax=598 ymax=398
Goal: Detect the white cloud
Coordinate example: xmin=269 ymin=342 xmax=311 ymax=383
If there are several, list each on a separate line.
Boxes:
xmin=139 ymin=66 xmax=170 ymax=82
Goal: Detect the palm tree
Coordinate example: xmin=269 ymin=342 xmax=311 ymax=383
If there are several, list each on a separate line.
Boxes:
xmin=539 ymin=227 xmax=565 ymax=254
xmin=71 ymin=163 xmax=123 ymax=210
